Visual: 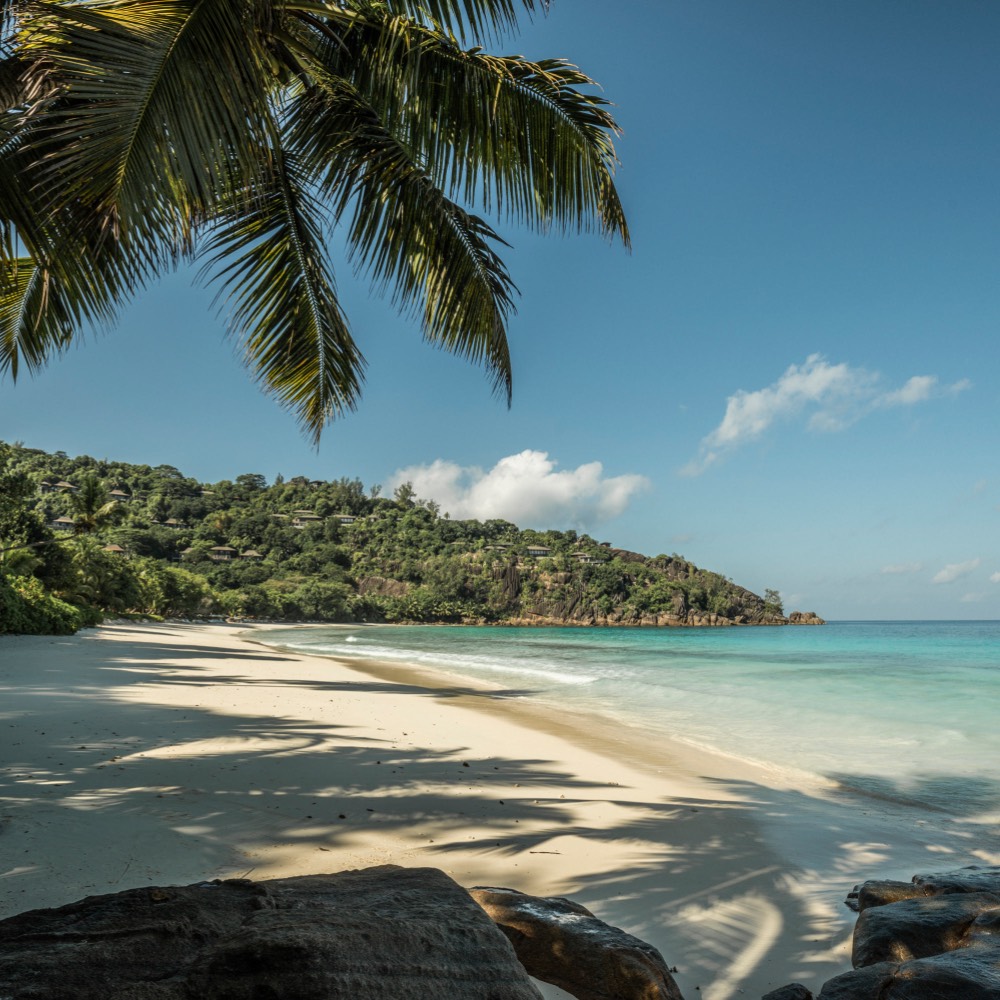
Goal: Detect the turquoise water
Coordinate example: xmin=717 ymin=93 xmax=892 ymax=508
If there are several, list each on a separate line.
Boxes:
xmin=261 ymin=621 xmax=1000 ymax=819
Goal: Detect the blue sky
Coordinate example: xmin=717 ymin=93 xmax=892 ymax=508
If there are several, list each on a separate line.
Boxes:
xmin=2 ymin=0 xmax=998 ymax=619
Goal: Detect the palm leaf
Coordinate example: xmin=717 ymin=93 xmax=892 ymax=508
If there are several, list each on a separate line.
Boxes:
xmin=328 ymin=0 xmax=545 ymax=42
xmin=197 ymin=135 xmax=363 ymax=442
xmin=315 ymin=14 xmax=629 ymax=245
xmin=4 ymin=0 xmax=630 ymax=441
xmin=18 ymin=0 xmax=273 ymax=258
xmin=288 ymin=76 xmax=515 ymax=401
xmin=0 ymin=149 xmax=134 ymax=377
xmin=6 ymin=0 xmax=280 ymax=370
xmin=0 ymin=41 xmax=27 ymax=268
xmin=0 ymin=254 xmax=75 ymax=377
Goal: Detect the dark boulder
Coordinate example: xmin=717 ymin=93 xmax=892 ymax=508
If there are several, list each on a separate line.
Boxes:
xmin=852 ymin=891 xmax=1000 ymax=967
xmin=845 ymin=879 xmax=927 ymax=913
xmin=803 ymin=865 xmax=1000 ymax=1000
xmin=0 ymin=866 xmax=543 ymax=1000
xmin=470 ymin=885 xmax=684 ymax=1000
xmin=912 ymin=865 xmax=1000 ymax=896
xmin=762 ymin=985 xmax=813 ymax=1000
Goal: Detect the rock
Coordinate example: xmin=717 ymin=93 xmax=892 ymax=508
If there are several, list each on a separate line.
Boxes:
xmin=913 ymin=865 xmax=1000 ymax=896
xmin=357 ymin=576 xmax=410 ymax=597
xmin=787 ymin=611 xmax=825 ymax=625
xmin=469 ymin=885 xmax=684 ymax=1000
xmin=851 ymin=890 xmax=1000 ymax=966
xmin=817 ymin=950 xmax=1000 ymax=1000
xmin=845 ymin=866 xmax=1000 ymax=913
xmin=812 ymin=864 xmax=1000 ymax=999
xmin=763 ymin=985 xmax=814 ymax=1000
xmin=816 ymin=962 xmax=898 ymax=1000
xmin=0 ymin=866 xmax=543 ymax=1000
xmin=845 ymin=879 xmax=927 ymax=913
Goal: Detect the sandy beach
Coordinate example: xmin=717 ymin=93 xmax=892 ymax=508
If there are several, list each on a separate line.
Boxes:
xmin=1 ymin=623 xmax=993 ymax=998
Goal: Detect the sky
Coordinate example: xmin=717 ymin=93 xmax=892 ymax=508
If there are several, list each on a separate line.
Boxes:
xmin=2 ymin=0 xmax=999 ymax=620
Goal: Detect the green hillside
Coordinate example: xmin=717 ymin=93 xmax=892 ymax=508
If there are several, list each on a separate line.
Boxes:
xmin=1 ymin=442 xmax=820 ymax=634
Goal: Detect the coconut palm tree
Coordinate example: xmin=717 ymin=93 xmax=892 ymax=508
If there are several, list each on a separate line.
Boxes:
xmin=0 ymin=0 xmax=629 ymax=441
xmin=69 ymin=475 xmax=122 ymax=535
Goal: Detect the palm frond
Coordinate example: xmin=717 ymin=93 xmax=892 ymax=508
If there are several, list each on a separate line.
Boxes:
xmin=0 ymin=43 xmax=27 ymax=267
xmin=1 ymin=0 xmax=19 ymax=46
xmin=18 ymin=0 xmax=273 ymax=259
xmin=0 ymin=254 xmax=75 ymax=377
xmin=197 ymin=138 xmax=364 ymax=443
xmin=0 ymin=134 xmax=136 ymax=375
xmin=288 ymin=78 xmax=515 ymax=401
xmin=312 ymin=0 xmax=546 ymax=42
xmin=314 ymin=14 xmax=629 ymax=246
xmin=4 ymin=0 xmax=630 ymax=442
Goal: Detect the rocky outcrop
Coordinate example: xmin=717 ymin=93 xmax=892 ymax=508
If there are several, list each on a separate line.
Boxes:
xmin=470 ymin=885 xmax=684 ymax=1000
xmin=0 ymin=866 xmax=543 ymax=1000
xmin=357 ymin=576 xmax=410 ymax=597
xmin=505 ymin=608 xmax=820 ymax=628
xmin=788 ymin=611 xmax=825 ymax=625
xmin=851 ymin=890 xmax=1000 ymax=968
xmin=768 ymin=865 xmax=1000 ymax=1000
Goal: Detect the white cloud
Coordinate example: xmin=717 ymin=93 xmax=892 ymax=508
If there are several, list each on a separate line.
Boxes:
xmin=683 ymin=355 xmax=971 ymax=475
xmin=961 ymin=592 xmax=984 ymax=603
xmin=388 ymin=450 xmax=649 ymax=529
xmin=880 ymin=562 xmax=923 ymax=575
xmin=931 ymin=558 xmax=981 ymax=584
xmin=876 ymin=375 xmax=938 ymax=407
xmin=990 ymin=572 xmax=1000 ymax=584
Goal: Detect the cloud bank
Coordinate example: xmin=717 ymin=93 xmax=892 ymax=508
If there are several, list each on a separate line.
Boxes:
xmin=683 ymin=354 xmax=970 ymax=475
xmin=388 ymin=450 xmax=649 ymax=529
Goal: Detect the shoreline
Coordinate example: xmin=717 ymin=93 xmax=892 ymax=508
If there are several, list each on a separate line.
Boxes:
xmin=1 ymin=622 xmax=995 ymax=999
xmin=251 ymin=626 xmax=840 ymax=796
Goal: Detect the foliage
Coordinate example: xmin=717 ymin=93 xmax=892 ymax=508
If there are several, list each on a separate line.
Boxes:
xmin=0 ymin=441 xmax=783 ymax=631
xmin=1 ymin=0 xmax=628 ymax=441
xmin=763 ymin=588 xmax=784 ymax=617
xmin=69 ymin=475 xmax=123 ymax=534
xmin=0 ymin=574 xmax=90 ymax=635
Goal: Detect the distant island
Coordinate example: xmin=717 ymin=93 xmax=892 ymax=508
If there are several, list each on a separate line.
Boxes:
xmin=0 ymin=442 xmax=823 ymax=634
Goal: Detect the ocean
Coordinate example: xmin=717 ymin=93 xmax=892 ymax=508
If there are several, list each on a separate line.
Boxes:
xmin=260 ymin=620 xmax=1000 ymax=823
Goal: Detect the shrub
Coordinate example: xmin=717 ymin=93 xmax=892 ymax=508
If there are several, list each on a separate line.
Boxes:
xmin=0 ymin=575 xmax=89 ymax=635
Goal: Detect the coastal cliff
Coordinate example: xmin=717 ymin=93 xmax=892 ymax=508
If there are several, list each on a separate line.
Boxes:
xmin=488 ymin=548 xmax=824 ymax=627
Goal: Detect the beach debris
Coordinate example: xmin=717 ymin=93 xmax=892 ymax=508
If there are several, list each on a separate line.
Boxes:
xmin=469 ymin=885 xmax=684 ymax=1000
xmin=0 ymin=866 xmax=544 ymax=1000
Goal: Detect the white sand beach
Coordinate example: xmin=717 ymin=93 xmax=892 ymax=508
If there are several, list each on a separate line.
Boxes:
xmin=2 ymin=623 xmax=993 ymax=998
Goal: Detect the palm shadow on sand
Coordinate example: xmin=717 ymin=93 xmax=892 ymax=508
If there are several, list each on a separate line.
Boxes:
xmin=3 ymin=629 xmax=999 ymax=1000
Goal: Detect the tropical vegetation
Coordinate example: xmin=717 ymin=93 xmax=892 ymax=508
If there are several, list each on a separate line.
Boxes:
xmin=1 ymin=0 xmax=628 ymax=440
xmin=1 ymin=441 xmax=788 ymax=634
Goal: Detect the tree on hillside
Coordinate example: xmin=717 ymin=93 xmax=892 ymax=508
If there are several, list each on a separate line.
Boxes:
xmin=763 ymin=588 xmax=784 ymax=616
xmin=69 ymin=475 xmax=122 ymax=535
xmin=1 ymin=1 xmax=629 ymax=441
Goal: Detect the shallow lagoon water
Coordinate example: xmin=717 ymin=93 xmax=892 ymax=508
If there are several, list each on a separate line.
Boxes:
xmin=263 ymin=620 xmax=1000 ymax=819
